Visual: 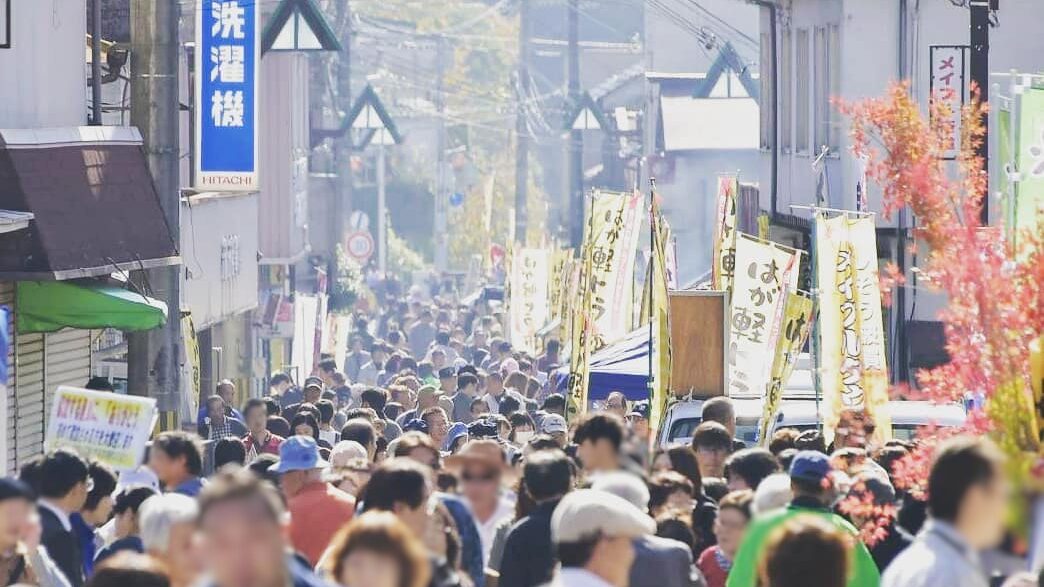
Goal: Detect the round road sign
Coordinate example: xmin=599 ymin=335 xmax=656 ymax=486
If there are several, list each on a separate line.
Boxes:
xmin=345 ymin=230 xmax=375 ymax=261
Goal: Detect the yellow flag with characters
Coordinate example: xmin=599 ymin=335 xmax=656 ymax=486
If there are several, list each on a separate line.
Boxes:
xmin=758 ymin=290 xmax=814 ymax=445
xmin=640 ymin=198 xmax=673 ymax=433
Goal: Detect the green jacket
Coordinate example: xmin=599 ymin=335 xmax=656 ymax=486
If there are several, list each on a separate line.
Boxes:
xmin=725 ymin=502 xmax=881 ymax=587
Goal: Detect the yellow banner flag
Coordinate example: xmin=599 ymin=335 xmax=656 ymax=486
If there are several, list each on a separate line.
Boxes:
xmin=589 ymin=190 xmax=642 ymax=349
xmin=1031 ymin=335 xmax=1043 ymax=447
xmin=728 ymin=233 xmax=801 ymax=399
xmin=712 ymin=176 xmax=739 ymax=295
xmin=567 ymin=246 xmax=593 ymax=420
xmin=641 ymin=199 xmax=673 ymax=432
xmin=758 ymin=290 xmax=814 ymax=445
xmin=815 ymin=214 xmax=891 ymax=444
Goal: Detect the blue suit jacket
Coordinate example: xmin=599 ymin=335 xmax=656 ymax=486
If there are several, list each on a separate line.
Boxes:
xmin=630 ymin=534 xmax=706 ymax=587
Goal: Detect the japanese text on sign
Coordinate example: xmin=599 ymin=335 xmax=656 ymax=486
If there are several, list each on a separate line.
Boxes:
xmin=929 ymin=46 xmax=967 ymax=159
xmin=196 ymin=0 xmax=259 ymax=190
xmin=45 ymin=387 xmax=157 ymax=470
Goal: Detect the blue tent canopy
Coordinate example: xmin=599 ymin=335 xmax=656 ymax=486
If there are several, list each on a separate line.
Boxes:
xmin=554 ymin=327 xmax=652 ymax=402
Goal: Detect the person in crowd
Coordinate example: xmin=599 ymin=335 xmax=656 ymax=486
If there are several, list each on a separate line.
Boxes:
xmin=648 ymin=472 xmax=695 ymax=517
xmin=85 ymin=552 xmax=171 ymax=587
xmin=625 ymin=402 xmax=651 ymax=445
xmin=604 ymin=392 xmax=628 ymax=419
xmin=698 ymin=490 xmax=753 ymax=587
xmin=437 ymin=368 xmax=458 ymax=397
xmin=270 ymin=436 xmax=356 ymax=566
xmin=421 ymin=407 xmax=451 ymax=450
xmin=213 ymin=437 xmax=247 ymax=469
xmin=242 ymin=398 xmax=284 ymax=460
xmin=767 ymin=429 xmax=799 ymax=456
xmin=450 ymin=374 xmax=480 ymax=424
xmin=573 ymin=413 xmax=627 ymax=475
xmin=317 ymin=359 xmax=339 ymax=389
xmin=325 ymin=440 xmax=373 ymax=497
xmin=94 ymin=487 xmax=158 ymax=564
xmin=446 ymin=440 xmax=514 ymax=563
xmin=71 ymin=460 xmax=117 ymax=578
xmin=198 ymin=469 xmax=330 ymax=587
xmin=542 ymin=395 xmax=567 ymax=419
xmin=361 ymin=388 xmax=403 ymax=441
xmin=0 ymin=476 xmax=71 ymax=586
xmin=470 ymin=398 xmax=490 ymax=421
xmin=691 ymin=422 xmax=732 ymax=480
xmin=757 ymin=515 xmax=851 ymax=587
xmin=284 ymin=383 xmax=324 ymax=422
xmin=844 ymin=471 xmax=912 ymax=572
xmin=660 ymin=445 xmax=718 ymax=554
xmin=399 ymin=386 xmax=439 ymax=427
xmin=548 ymin=488 xmax=655 ymax=587
xmin=882 ymin=437 xmax=1012 ymax=587
xmin=316 ymin=400 xmax=341 ymax=446
xmin=149 ymin=432 xmax=206 ymax=497
xmin=507 ymin=413 xmax=536 ymax=448
xmin=199 ymin=395 xmax=248 ymax=441
xmin=341 ymin=419 xmax=378 ymax=462
xmin=723 ymin=448 xmax=780 ymax=492
xmin=590 ymin=472 xmax=701 ymax=587
xmin=409 ymin=310 xmax=437 ymax=360
xmin=482 ymin=372 xmax=506 ymax=414
xmin=324 ymin=511 xmax=431 ymax=587
xmin=344 ymin=336 xmax=372 ymax=383
xmin=139 ymin=494 xmax=202 ymax=587
xmin=195 ymin=381 xmax=245 ymax=429
xmin=359 ymin=459 xmax=464 ymax=587
xmin=37 ymin=449 xmax=90 ymax=587
xmin=269 ymin=372 xmax=301 ymax=410
xmin=267 ymin=415 xmax=293 ymax=439
xmin=291 ymin=412 xmax=332 ymax=450
xmin=750 ymin=474 xmax=792 ymax=516
xmin=726 ymin=451 xmax=879 ymax=587
xmin=536 ymin=339 xmax=560 ymax=373
xmin=699 ymin=398 xmax=744 ymax=452
xmin=498 ymin=450 xmax=573 ymax=587
xmin=538 ymin=414 xmax=569 ymax=450
xmin=831 ymin=408 xmax=875 ymax=451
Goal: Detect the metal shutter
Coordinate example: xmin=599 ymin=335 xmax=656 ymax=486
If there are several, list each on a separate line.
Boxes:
xmin=13 ymin=331 xmax=44 ymax=470
xmin=0 ymin=282 xmax=13 ymax=473
xmin=44 ymin=329 xmax=91 ymax=417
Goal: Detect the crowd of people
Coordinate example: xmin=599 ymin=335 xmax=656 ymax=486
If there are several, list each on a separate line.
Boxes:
xmin=1 ymin=293 xmax=1040 ymax=587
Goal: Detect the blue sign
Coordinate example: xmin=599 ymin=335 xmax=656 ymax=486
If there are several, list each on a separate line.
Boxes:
xmin=195 ymin=0 xmax=259 ymax=191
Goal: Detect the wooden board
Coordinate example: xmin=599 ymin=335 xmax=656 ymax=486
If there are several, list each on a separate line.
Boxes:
xmin=669 ymin=291 xmax=727 ymax=399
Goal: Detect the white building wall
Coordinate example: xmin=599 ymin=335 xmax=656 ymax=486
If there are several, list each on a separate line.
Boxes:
xmin=0 ymin=0 xmax=86 ymax=128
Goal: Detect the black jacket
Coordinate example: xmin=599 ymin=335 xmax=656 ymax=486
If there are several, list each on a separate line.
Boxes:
xmin=38 ymin=506 xmax=83 ymax=587
xmin=498 ymin=499 xmax=561 ymax=587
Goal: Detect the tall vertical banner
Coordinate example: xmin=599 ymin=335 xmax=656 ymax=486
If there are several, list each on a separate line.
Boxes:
xmin=567 ymin=248 xmax=593 ymax=420
xmin=509 ymin=248 xmax=551 ymax=353
xmin=1016 ymin=87 xmax=1044 ymax=247
xmin=815 ymin=214 xmax=891 ymax=444
xmin=928 ymin=45 xmax=967 ymax=160
xmin=586 ymin=190 xmax=638 ymax=350
xmin=640 ymin=200 xmax=672 ymax=433
xmin=727 ymin=234 xmax=801 ymax=399
xmin=180 ymin=315 xmax=201 ymax=425
xmin=712 ymin=176 xmax=739 ymax=296
xmin=196 ymin=0 xmax=259 ymax=190
xmin=758 ymin=290 xmax=814 ymax=445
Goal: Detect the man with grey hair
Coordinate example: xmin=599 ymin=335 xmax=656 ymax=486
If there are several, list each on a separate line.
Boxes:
xmin=589 ymin=472 xmax=706 ymax=587
xmin=139 ymin=493 xmax=202 ymax=587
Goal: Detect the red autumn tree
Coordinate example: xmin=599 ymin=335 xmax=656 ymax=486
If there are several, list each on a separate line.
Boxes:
xmin=835 ymin=83 xmax=1044 ymax=539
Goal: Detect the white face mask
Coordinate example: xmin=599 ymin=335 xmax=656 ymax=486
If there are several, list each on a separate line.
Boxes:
xmin=515 ymin=430 xmax=535 ymax=446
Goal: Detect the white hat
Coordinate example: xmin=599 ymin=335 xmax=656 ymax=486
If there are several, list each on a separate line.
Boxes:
xmin=551 ymin=489 xmax=655 ymax=544
xmin=329 ymin=440 xmax=369 ymax=468
xmin=589 ymin=472 xmax=651 ymax=512
xmin=540 ymin=413 xmax=568 ymax=435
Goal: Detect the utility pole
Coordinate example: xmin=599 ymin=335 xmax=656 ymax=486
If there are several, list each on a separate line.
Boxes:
xmin=514 ymin=0 xmax=530 ymax=245
xmin=377 ymin=143 xmax=387 ymax=274
xmin=129 ymin=0 xmax=181 ymax=416
xmin=434 ymin=36 xmax=449 ymax=272
xmin=567 ymin=0 xmax=583 ymax=248
xmin=970 ymin=0 xmax=993 ymax=225
xmin=89 ymin=0 xmax=102 ymax=125
xmin=333 ymin=1 xmax=352 ymax=265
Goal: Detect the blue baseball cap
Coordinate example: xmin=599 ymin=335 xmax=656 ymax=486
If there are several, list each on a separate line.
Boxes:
xmin=270 ymin=435 xmax=329 ymax=474
xmin=788 ymin=450 xmax=832 ymax=483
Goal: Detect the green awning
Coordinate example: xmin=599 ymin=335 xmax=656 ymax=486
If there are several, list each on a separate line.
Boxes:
xmin=16 ymin=281 xmax=167 ymax=334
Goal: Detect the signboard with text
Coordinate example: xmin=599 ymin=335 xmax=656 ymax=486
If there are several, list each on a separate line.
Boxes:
xmin=929 ymin=45 xmax=968 ymax=160
xmin=45 ymin=387 xmax=157 ymax=471
xmin=195 ymin=0 xmax=259 ymax=190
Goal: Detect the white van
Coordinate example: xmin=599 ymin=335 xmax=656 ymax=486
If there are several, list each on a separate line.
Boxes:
xmin=656 ymin=397 xmax=966 ymax=448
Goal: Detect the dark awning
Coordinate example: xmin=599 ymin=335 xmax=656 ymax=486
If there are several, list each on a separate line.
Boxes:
xmin=16 ymin=281 xmax=167 ymax=334
xmin=0 ymin=127 xmax=179 ymax=279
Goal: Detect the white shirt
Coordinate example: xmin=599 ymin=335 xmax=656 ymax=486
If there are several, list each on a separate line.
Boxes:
xmin=472 ymin=496 xmax=515 ymax=564
xmin=38 ymin=499 xmax=72 ymax=532
xmin=549 ymin=568 xmax=615 ymax=587
xmin=882 ymin=519 xmax=988 ymax=587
